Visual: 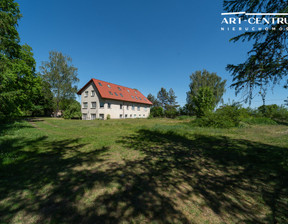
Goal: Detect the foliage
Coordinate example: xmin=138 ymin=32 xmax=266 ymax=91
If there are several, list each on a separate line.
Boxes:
xmin=164 ymin=106 xmax=178 ymax=118
xmin=147 ymin=93 xmax=160 ymax=107
xmin=63 ymin=100 xmax=81 ymax=119
xmin=258 ymin=104 xmax=288 ymax=123
xmin=106 ymin=114 xmax=111 ymax=120
xmin=150 ymin=106 xmax=164 ymax=117
xmin=157 ymin=87 xmax=169 ymax=109
xmin=0 ymin=1 xmax=44 ymax=121
xmin=40 ymin=51 xmax=79 ymax=117
xmin=224 ymin=0 xmax=288 ymax=103
xmin=193 ymin=104 xmax=250 ymax=128
xmin=192 ymin=87 xmax=216 ymax=118
xmin=242 ymin=117 xmax=277 ymax=125
xmin=186 ymin=70 xmax=226 ymax=114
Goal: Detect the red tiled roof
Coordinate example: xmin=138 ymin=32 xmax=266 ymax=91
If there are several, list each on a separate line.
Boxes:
xmin=77 ymin=78 xmax=153 ymax=105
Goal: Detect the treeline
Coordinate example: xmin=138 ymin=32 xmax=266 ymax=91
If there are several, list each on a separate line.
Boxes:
xmin=147 ymin=69 xmax=288 ymax=127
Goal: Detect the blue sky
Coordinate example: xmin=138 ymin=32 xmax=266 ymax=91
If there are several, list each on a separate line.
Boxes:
xmin=17 ymin=0 xmax=287 ymax=108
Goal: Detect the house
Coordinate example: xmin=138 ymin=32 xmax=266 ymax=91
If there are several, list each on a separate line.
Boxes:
xmin=77 ymin=78 xmax=153 ymax=120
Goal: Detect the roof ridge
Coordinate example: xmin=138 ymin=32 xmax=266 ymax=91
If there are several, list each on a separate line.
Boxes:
xmin=92 ymin=78 xmax=137 ymax=90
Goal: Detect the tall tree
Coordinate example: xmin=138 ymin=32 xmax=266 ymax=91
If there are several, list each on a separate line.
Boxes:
xmin=0 ymin=1 xmax=42 ymax=120
xmin=186 ymin=70 xmax=226 ymax=113
xmin=224 ymin=0 xmax=288 ymax=103
xmin=147 ymin=93 xmax=160 ymax=107
xmin=40 ymin=51 xmax=79 ymax=116
xmin=167 ymin=88 xmax=178 ymax=108
xmin=157 ymin=87 xmax=169 ymax=109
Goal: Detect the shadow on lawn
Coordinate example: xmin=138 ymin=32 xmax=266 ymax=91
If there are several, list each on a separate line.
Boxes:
xmin=1 ymin=123 xmax=288 ymax=223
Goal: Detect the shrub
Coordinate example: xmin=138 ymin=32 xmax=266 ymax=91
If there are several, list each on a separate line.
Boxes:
xmin=242 ymin=117 xmax=277 ymax=125
xmin=106 ymin=114 xmax=111 ymax=120
xmin=150 ymin=107 xmax=164 ymax=117
xmin=258 ymin=104 xmax=288 ymax=123
xmin=63 ymin=101 xmax=81 ymax=119
xmin=164 ymin=107 xmax=178 ymax=118
xmin=192 ymin=104 xmax=250 ymax=128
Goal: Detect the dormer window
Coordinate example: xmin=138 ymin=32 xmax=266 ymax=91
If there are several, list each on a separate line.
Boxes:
xmin=98 ymin=82 xmax=102 ymax=86
xmin=120 ymin=93 xmax=123 ymax=97
xmin=118 ymin=87 xmax=121 ymax=91
xmin=127 ymin=89 xmax=130 ymax=92
xmin=107 ymin=84 xmax=111 ymax=88
xmin=109 ymin=91 xmax=113 ymax=95
xmin=114 ymin=92 xmax=118 ymax=96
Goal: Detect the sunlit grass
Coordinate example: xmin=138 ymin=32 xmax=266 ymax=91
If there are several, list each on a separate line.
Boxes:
xmin=0 ymin=118 xmax=287 ymax=223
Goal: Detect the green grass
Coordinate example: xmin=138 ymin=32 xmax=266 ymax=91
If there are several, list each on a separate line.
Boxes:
xmin=0 ymin=117 xmax=288 ymax=224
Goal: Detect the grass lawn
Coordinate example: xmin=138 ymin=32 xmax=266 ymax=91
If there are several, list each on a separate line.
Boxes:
xmin=0 ymin=118 xmax=288 ymax=224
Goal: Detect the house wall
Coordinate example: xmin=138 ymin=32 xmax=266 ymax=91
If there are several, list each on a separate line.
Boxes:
xmin=80 ymin=83 xmax=151 ymax=120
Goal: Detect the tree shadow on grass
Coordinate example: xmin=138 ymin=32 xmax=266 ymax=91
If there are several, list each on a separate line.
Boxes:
xmin=1 ymin=123 xmax=287 ymax=223
xmin=116 ymin=129 xmax=288 ymax=223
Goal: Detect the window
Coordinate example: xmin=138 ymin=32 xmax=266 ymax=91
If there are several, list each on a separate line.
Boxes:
xmin=137 ymin=106 xmax=140 ymax=111
xmin=100 ymin=102 xmax=104 ymax=108
xmin=135 ymin=96 xmax=138 ymax=99
xmin=109 ymin=91 xmax=113 ymax=95
xmin=143 ymin=98 xmax=147 ymax=101
xmin=144 ymin=106 xmax=147 ymax=111
xmin=131 ymin=96 xmax=134 ymax=99
xmin=114 ymin=92 xmax=118 ymax=96
xmin=98 ymin=82 xmax=102 ymax=86
xmin=99 ymin=114 xmax=104 ymax=120
xmin=135 ymin=91 xmax=137 ymax=94
xmin=125 ymin=114 xmax=128 ymax=118
xmin=143 ymin=114 xmax=145 ymax=117
xmin=134 ymin=114 xmax=136 ymax=117
xmin=120 ymin=104 xmax=123 ymax=109
xmin=139 ymin=114 xmax=141 ymax=117
xmin=91 ymin=90 xmax=95 ymax=97
xmin=132 ymin=105 xmax=135 ymax=110
xmin=84 ymin=91 xmax=88 ymax=97
xmin=108 ymin=103 xmax=111 ymax=109
xmin=91 ymin=102 xmax=96 ymax=108
xmin=107 ymin=84 xmax=111 ymax=88
xmin=83 ymin=102 xmax=88 ymax=109
xmin=127 ymin=105 xmax=129 ymax=110
xmin=120 ymin=93 xmax=123 ymax=97
xmin=139 ymin=97 xmax=142 ymax=100
xmin=120 ymin=114 xmax=123 ymax=118
xmin=130 ymin=114 xmax=132 ymax=118
xmin=127 ymin=89 xmax=130 ymax=92
xmin=82 ymin=113 xmax=87 ymax=120
xmin=118 ymin=87 xmax=121 ymax=91
xmin=91 ymin=114 xmax=96 ymax=120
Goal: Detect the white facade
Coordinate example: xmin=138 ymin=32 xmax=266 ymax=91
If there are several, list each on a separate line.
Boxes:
xmin=80 ymin=82 xmax=151 ymax=120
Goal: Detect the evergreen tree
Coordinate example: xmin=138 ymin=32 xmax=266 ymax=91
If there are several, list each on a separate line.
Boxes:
xmin=224 ymin=0 xmax=288 ymax=103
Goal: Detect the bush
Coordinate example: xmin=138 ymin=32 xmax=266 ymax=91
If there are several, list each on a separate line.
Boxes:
xmin=63 ymin=101 xmax=81 ymax=119
xmin=106 ymin=114 xmax=111 ymax=120
xmin=150 ymin=107 xmax=164 ymax=117
xmin=192 ymin=104 xmax=250 ymax=128
xmin=164 ymin=107 xmax=178 ymax=118
xmin=242 ymin=117 xmax=277 ymax=125
xmin=258 ymin=104 xmax=288 ymax=123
